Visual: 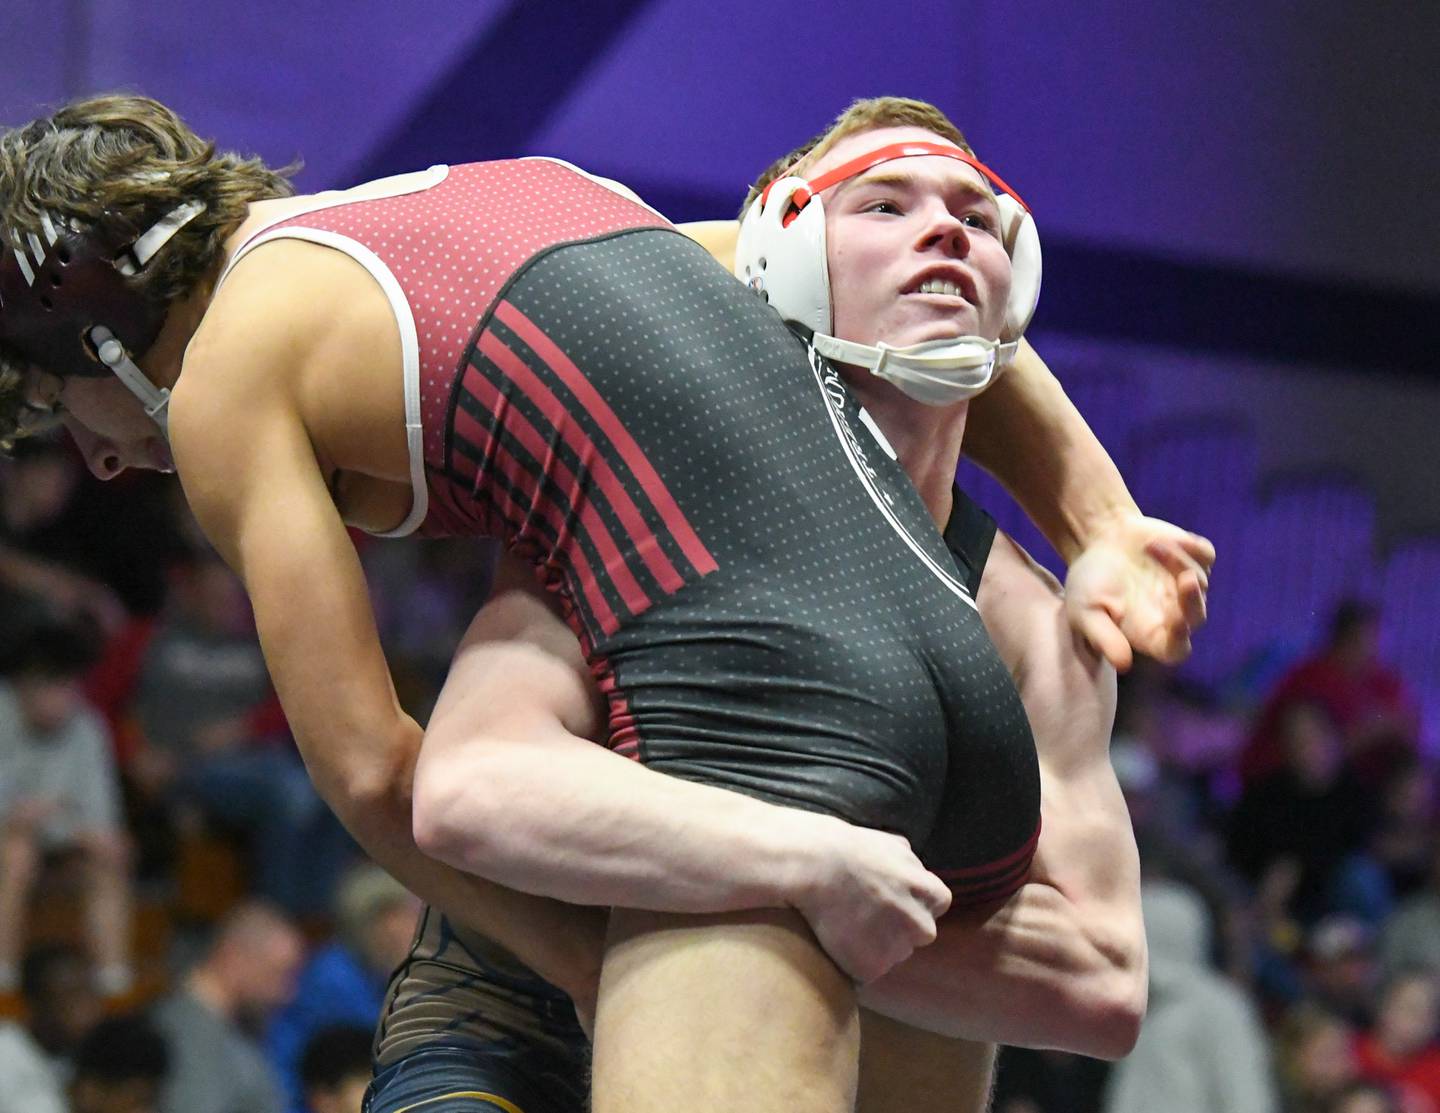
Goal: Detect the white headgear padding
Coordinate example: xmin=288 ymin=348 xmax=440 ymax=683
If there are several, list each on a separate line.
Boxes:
xmin=736 ymin=141 xmax=1042 ymax=407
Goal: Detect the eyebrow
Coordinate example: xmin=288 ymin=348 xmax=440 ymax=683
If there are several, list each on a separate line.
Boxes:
xmin=836 ymin=167 xmax=998 ymax=206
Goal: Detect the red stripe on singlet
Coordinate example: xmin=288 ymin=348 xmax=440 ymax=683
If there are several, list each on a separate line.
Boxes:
xmin=451 ymin=383 xmax=626 ymax=637
xmin=932 ymin=817 xmax=1042 ymax=881
xmin=933 ymin=819 xmax=1041 ymax=906
xmin=493 ymin=300 xmax=719 ymax=578
xmin=477 ymin=327 xmax=690 ymax=595
xmin=449 ymin=402 xmax=535 ymax=539
xmin=475 ymin=329 xmax=680 ymax=599
xmin=590 ymin=656 xmax=641 ymax=759
xmin=459 ymin=346 xmax=655 ymax=627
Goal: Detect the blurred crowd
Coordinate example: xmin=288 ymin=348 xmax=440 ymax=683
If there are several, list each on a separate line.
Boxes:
xmin=2 ymin=433 xmax=1436 ymax=1113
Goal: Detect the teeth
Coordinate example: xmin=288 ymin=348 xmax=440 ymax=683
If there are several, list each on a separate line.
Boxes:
xmin=917 ymin=279 xmax=964 ymax=297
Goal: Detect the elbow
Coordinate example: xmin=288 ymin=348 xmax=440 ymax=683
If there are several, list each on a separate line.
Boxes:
xmin=305 ymin=727 xmax=418 ymax=841
xmin=1083 ymin=968 xmax=1147 ymax=1059
xmin=1078 ymin=933 xmax=1148 ymax=1060
xmin=411 ymin=748 xmax=504 ymax=871
xmin=411 ymin=782 xmax=465 ymax=866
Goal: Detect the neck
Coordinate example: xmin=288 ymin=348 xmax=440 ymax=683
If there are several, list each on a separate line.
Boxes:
xmin=840 ymin=365 xmax=968 ymax=527
xmin=135 ymin=265 xmax=221 ymax=392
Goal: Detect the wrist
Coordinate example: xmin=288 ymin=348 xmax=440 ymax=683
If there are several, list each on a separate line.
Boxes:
xmin=768 ymin=808 xmax=842 ymax=917
xmin=1062 ymin=501 xmax=1143 ymax=565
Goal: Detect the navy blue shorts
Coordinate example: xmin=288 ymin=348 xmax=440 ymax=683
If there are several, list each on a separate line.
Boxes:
xmin=366 ymin=1043 xmax=587 ymax=1113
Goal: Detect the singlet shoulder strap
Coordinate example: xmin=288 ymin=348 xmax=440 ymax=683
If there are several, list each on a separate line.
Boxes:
xmin=214 ymin=165 xmax=450 ymax=292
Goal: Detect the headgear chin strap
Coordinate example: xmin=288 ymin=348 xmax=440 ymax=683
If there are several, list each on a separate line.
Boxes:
xmin=92 ymin=325 xmax=172 ymax=435
xmin=736 ymin=141 xmax=1041 ymax=407
xmin=0 ymin=200 xmax=204 ymax=439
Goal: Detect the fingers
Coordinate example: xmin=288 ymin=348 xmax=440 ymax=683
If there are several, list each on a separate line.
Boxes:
xmin=1177 ymin=529 xmax=1216 ymax=569
xmin=1178 ymin=568 xmax=1208 ymax=629
xmin=921 ymin=872 xmax=953 ymax=921
xmin=1154 ymin=627 xmax=1193 ymax=666
xmin=1074 ymin=607 xmax=1134 ymax=673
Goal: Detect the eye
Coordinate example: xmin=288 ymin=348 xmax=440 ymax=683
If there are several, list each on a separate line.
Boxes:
xmin=961 ymin=211 xmax=999 ymax=236
xmin=861 ymin=199 xmax=903 ymax=216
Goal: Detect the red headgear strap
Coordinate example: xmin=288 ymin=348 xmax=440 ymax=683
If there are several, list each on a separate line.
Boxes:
xmin=760 ymin=141 xmax=1030 ymax=228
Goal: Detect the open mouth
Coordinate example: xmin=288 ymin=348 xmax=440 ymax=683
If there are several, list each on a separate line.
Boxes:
xmin=905 ymin=269 xmax=977 ymax=303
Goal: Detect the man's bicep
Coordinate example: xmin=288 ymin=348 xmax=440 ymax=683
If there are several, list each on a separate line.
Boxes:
xmin=438 ymin=562 xmax=603 ymax=744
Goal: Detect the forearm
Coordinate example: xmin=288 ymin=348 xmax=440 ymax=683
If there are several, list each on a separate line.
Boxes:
xmin=299 ymin=716 xmax=606 ymax=1000
xmin=860 ymin=866 xmax=1142 ymax=1059
xmin=864 ymin=722 xmax=1145 ymax=1056
xmin=964 ymin=340 xmax=1139 ymax=562
xmin=414 ymin=706 xmax=826 ymax=915
xmin=859 ymin=758 xmax=1143 ymax=1059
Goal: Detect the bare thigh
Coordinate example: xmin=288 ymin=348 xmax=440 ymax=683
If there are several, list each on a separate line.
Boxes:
xmin=859 ymin=1010 xmax=995 ymax=1113
xmin=591 ymin=907 xmax=860 ymax=1113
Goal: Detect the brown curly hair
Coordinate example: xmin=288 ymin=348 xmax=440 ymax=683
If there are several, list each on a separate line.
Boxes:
xmin=0 ymin=93 xmax=297 ymax=448
xmin=740 ymin=96 xmax=973 ymax=218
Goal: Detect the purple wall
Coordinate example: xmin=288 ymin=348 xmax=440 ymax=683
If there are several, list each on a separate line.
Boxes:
xmin=4 ymin=0 xmax=1437 ymax=293
xmin=1 ymin=0 xmax=1437 ymax=532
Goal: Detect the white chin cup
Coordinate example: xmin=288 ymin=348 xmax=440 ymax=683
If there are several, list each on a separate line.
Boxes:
xmin=811 ymin=332 xmax=1018 ymax=407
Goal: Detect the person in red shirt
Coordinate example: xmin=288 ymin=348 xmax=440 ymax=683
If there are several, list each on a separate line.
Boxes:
xmin=1355 ymin=971 xmax=1440 ymax=1113
xmin=1243 ymin=600 xmax=1420 ymax=787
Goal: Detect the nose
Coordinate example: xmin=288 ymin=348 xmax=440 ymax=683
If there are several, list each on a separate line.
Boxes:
xmin=65 ymin=422 xmax=127 ymax=481
xmin=916 ymin=203 xmax=971 ymax=258
xmin=83 ymin=442 xmax=126 ymax=481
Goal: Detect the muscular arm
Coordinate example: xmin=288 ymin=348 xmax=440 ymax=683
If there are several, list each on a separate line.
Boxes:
xmin=860 ymin=533 xmax=1144 ymax=1059
xmin=415 ymin=547 xmax=1142 ymax=1055
xmin=167 ymin=291 xmax=608 ymax=1003
xmin=413 ymin=556 xmax=950 ymax=984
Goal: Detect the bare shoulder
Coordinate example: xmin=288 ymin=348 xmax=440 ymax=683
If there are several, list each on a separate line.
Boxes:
xmin=678 ymin=220 xmax=740 ymax=273
xmin=184 ymin=238 xmax=389 ymax=394
xmin=172 ymin=236 xmax=406 ymax=500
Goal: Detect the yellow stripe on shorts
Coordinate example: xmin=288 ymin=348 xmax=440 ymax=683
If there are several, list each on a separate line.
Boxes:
xmin=394 ymin=1092 xmax=526 ymax=1113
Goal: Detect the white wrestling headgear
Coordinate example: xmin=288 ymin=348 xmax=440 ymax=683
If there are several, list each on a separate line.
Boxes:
xmin=735 ymin=141 xmax=1042 ymax=407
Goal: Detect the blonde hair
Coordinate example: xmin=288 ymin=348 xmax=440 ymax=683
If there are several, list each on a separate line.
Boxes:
xmin=0 ymin=93 xmax=297 ymax=448
xmin=741 ymin=96 xmax=972 ymax=216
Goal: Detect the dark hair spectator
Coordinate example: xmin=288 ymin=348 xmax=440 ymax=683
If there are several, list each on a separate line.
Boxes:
xmin=70 ymin=1014 xmax=169 ymax=1113
xmin=1228 ymin=703 xmax=1380 ymax=928
xmin=299 ymin=1024 xmax=373 ymax=1113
